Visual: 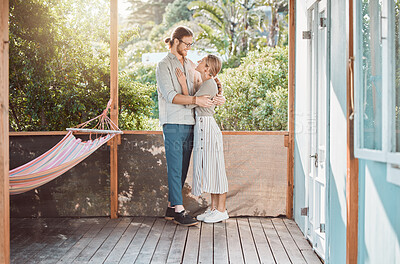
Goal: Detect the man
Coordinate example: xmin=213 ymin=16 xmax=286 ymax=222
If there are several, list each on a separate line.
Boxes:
xmin=156 ymin=26 xmax=224 ymax=226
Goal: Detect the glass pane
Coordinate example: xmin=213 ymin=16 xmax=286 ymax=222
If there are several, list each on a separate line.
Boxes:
xmin=361 ymin=0 xmax=383 ymax=150
xmin=395 ymin=0 xmax=400 ymax=152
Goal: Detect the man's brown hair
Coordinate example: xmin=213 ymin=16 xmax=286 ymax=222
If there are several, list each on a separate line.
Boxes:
xmin=164 ymin=26 xmax=194 ymax=49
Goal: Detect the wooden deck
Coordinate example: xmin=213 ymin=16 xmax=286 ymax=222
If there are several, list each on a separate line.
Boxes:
xmin=10 ymin=217 xmax=322 ymax=264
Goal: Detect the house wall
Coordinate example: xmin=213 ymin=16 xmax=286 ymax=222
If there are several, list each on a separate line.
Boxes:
xmin=358 ymin=161 xmax=400 ymax=263
xmin=296 ymin=1 xmax=400 ymax=263
xmin=294 ymin=0 xmax=348 ymax=263
xmin=327 ymin=1 xmax=348 ymax=263
xmin=9 ymin=132 xmax=288 ymax=218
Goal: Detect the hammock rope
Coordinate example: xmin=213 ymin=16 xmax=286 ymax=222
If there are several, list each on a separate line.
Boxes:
xmin=9 ymin=100 xmax=122 ymax=195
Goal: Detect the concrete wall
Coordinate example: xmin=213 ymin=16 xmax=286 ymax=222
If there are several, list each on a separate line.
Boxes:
xmin=9 ymin=132 xmax=288 ymax=218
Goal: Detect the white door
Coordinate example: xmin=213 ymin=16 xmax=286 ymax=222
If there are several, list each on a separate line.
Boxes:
xmin=307 ymin=0 xmax=328 ymax=260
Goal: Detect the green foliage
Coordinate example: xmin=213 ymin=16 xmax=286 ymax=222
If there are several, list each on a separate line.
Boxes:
xmin=9 ymin=0 xmax=158 ymax=131
xmin=163 ymin=0 xmax=194 ymax=29
xmin=9 ymin=0 xmax=111 ymax=131
xmin=126 ymin=0 xmax=174 ymax=25
xmin=215 ymin=46 xmax=288 ymax=131
xmin=118 ymin=74 xmax=157 ymax=130
xmin=127 ymin=63 xmax=157 ymax=85
xmin=125 ymin=63 xmax=159 ymax=119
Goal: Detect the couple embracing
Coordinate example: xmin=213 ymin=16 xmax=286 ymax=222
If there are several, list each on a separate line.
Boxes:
xmin=156 ymin=26 xmax=229 ymax=226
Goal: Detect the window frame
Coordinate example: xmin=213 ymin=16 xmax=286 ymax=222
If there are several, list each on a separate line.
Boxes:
xmin=355 ymin=0 xmax=400 ymax=186
xmin=386 ymin=0 xmax=400 ymax=185
xmin=354 ymin=0 xmax=387 ymax=162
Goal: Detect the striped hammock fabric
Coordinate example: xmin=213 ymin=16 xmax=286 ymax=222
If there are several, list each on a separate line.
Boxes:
xmin=9 ymin=131 xmax=115 ymax=195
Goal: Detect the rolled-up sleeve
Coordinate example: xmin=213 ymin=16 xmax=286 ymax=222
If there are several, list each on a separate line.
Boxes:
xmin=156 ymin=61 xmax=178 ymax=103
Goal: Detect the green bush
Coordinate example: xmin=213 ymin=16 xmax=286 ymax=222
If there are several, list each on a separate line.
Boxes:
xmin=118 ymin=74 xmax=158 ymax=130
xmin=215 ymin=46 xmax=288 ymax=131
xmin=9 ymin=0 xmax=160 ymax=131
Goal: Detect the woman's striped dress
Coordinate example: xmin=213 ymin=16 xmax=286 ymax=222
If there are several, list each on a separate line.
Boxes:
xmin=188 ymin=79 xmax=228 ymax=196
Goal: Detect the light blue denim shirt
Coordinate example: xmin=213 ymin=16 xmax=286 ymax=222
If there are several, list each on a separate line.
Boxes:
xmin=156 ymin=52 xmax=196 ymax=126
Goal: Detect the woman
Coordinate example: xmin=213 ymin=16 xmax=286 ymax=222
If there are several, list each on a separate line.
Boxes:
xmin=175 ymin=54 xmax=229 ymax=223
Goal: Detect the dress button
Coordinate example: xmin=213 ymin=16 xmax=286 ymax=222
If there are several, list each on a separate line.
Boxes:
xmin=201 ymin=138 xmax=203 ymax=140
xmin=201 ymin=129 xmax=203 ymax=131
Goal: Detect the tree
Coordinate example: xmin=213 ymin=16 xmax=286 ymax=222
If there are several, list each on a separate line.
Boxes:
xmin=126 ymin=0 xmax=174 ymax=25
xmin=163 ymin=0 xmax=194 ymax=29
xmin=188 ymin=0 xmax=242 ymax=56
xmin=262 ymin=0 xmax=288 ymax=47
xmin=9 ymin=0 xmax=156 ymax=131
xmin=188 ymin=0 xmax=274 ymax=57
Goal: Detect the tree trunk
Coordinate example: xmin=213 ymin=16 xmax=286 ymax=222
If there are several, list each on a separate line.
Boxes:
xmin=268 ymin=6 xmax=278 ymax=48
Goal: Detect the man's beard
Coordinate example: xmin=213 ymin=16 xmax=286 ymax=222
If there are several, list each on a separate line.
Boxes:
xmin=177 ymin=45 xmax=187 ymax=57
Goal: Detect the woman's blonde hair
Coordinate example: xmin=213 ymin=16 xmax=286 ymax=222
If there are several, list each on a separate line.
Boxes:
xmin=205 ymin=54 xmax=223 ymax=94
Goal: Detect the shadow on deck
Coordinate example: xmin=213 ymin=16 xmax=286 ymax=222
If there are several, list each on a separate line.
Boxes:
xmin=11 ymin=217 xmax=322 ymax=264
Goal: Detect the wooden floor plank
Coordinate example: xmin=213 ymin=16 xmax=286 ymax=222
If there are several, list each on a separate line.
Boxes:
xmin=52 ymin=219 xmax=100 ymax=263
xmin=104 ymin=217 xmax=144 ymax=264
xmin=119 ymin=217 xmax=156 ymax=263
xmin=10 ymin=217 xmax=322 ymax=264
xmin=12 ymin=218 xmax=68 ymax=264
xmin=166 ymin=225 xmax=188 ymax=264
xmin=237 ymin=218 xmax=260 ymax=264
xmin=29 ymin=219 xmax=86 ymax=264
xmin=283 ymin=219 xmax=312 ymax=250
xmin=226 ymin=218 xmax=244 ymax=264
xmin=134 ymin=218 xmax=166 ymax=264
xmin=214 ymin=221 xmax=229 ymax=264
xmin=72 ymin=219 xmax=116 ymax=263
xmin=72 ymin=219 xmax=121 ymax=263
xmin=182 ymin=223 xmax=200 ymax=264
xmin=249 ymin=218 xmax=275 ymax=264
xmin=198 ymin=222 xmax=213 ymax=264
xmin=11 ymin=218 xmax=61 ymax=250
xmin=150 ymin=220 xmax=176 ymax=264
xmin=283 ymin=219 xmax=322 ymax=264
xmin=261 ymin=218 xmax=291 ymax=264
xmin=56 ymin=218 xmax=110 ymax=263
xmin=88 ymin=218 xmax=132 ymax=263
xmin=301 ymin=249 xmax=323 ymax=264
xmin=272 ymin=218 xmax=306 ymax=264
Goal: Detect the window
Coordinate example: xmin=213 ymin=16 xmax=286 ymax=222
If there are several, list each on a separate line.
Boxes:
xmin=355 ymin=0 xmax=385 ymax=161
xmin=392 ymin=0 xmax=400 ymax=155
xmin=387 ymin=0 xmax=400 ymax=185
xmin=355 ymin=0 xmax=400 ymax=185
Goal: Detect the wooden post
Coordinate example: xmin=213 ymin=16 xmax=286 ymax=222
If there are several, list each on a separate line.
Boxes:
xmin=110 ymin=0 xmax=119 ymax=219
xmin=286 ymin=0 xmax=295 ymax=219
xmin=346 ymin=0 xmax=358 ymax=262
xmin=0 ymin=0 xmax=10 ymax=263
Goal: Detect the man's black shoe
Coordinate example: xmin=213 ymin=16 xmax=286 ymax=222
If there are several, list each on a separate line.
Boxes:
xmin=173 ymin=210 xmax=199 ymax=226
xmin=165 ymin=207 xmax=175 ymax=221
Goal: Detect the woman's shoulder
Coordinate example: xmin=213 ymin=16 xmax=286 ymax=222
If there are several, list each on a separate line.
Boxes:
xmin=198 ymin=79 xmax=218 ymax=94
xmin=202 ymin=78 xmax=217 ymax=88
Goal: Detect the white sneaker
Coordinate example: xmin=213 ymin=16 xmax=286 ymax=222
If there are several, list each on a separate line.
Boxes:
xmin=196 ymin=208 xmax=213 ymax=221
xmin=204 ymin=210 xmax=229 ymax=223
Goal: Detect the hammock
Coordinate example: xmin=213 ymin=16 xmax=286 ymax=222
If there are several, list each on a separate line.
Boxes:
xmin=9 ymin=100 xmax=122 ymax=195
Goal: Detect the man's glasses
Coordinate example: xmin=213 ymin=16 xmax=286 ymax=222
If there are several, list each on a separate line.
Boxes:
xmin=179 ymin=39 xmax=194 ymax=48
